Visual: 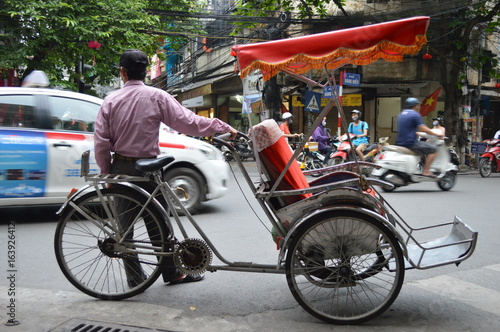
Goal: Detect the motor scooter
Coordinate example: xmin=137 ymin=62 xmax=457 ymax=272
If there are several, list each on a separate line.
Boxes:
xmin=478 ymin=138 xmax=500 ymax=177
xmin=328 ymin=134 xmax=386 ymax=165
xmin=221 ymin=137 xmax=254 ymax=161
xmin=371 ymin=133 xmax=458 ymax=191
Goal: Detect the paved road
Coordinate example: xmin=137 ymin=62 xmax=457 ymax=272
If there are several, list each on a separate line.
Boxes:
xmin=1 ymin=164 xmax=498 ymax=331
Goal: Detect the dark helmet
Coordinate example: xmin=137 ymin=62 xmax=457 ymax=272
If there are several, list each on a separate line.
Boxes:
xmin=404 ymin=97 xmax=421 ymax=108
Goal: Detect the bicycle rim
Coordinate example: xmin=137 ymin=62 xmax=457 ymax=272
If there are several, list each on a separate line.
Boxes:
xmin=285 ymin=211 xmax=404 ymax=324
xmin=54 ymin=187 xmax=169 ymax=300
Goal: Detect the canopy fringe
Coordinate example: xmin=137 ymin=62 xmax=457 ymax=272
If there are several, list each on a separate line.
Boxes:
xmin=240 ymin=35 xmax=427 ymax=81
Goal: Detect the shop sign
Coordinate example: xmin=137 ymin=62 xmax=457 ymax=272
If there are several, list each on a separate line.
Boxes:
xmin=178 ymin=84 xmax=212 ymax=102
xmin=291 ymin=95 xmax=304 ymax=107
xmin=342 ymin=94 xmax=362 ymax=106
xmin=320 ymin=94 xmax=362 ymax=107
xmin=182 ymin=96 xmax=204 ymax=108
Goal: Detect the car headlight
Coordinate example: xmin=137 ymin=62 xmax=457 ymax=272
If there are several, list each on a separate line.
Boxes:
xmin=197 ymin=144 xmax=223 ymax=160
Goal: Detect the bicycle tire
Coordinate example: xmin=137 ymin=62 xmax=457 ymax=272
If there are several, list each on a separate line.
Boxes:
xmin=285 ymin=211 xmax=404 ymax=324
xmin=54 ymin=187 xmax=169 ymax=300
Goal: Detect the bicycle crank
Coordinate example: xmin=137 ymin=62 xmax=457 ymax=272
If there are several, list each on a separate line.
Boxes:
xmin=173 ymin=238 xmax=212 ymax=275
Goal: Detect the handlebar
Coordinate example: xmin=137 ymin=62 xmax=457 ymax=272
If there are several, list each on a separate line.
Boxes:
xmin=212 ymin=131 xmax=248 ymax=150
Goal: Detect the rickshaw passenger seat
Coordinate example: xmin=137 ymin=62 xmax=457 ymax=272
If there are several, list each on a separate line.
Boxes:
xmin=250 ymin=119 xmax=312 ymax=206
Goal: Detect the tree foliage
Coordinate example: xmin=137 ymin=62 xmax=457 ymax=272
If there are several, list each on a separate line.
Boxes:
xmin=433 ymin=1 xmax=500 ymax=145
xmin=233 ymin=0 xmax=345 ymax=21
xmin=0 ymin=0 xmax=204 ymax=92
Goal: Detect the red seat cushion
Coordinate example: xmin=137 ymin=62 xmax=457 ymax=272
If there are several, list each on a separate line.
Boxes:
xmin=252 ymin=120 xmax=312 ymax=205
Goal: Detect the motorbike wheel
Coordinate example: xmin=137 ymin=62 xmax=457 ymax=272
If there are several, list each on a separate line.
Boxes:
xmin=437 ymin=171 xmax=456 ymax=191
xmin=309 ymin=160 xmax=324 ymax=177
xmin=479 ymin=158 xmax=492 ymax=178
xmin=379 ymin=172 xmax=397 ymax=192
xmin=327 ymin=157 xmax=344 ymax=166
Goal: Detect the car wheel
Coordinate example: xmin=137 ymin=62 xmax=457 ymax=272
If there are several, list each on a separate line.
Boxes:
xmin=164 ymin=168 xmax=204 ymax=215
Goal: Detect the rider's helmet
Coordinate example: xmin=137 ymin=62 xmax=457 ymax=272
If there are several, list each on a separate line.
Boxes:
xmin=433 ymin=117 xmax=444 ymax=125
xmin=404 ymin=97 xmax=421 ymax=108
xmin=282 ymin=112 xmax=293 ymax=120
xmin=351 ymin=109 xmax=362 ymax=117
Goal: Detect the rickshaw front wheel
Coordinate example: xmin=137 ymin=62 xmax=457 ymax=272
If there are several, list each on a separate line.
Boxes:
xmin=285 ymin=211 xmax=404 ymax=325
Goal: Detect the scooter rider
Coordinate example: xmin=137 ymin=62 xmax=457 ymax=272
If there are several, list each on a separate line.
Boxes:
xmin=313 ymin=117 xmax=332 ymax=164
xmin=396 ymin=97 xmax=442 ymax=178
xmin=280 ymin=112 xmax=301 ymax=139
xmin=348 ymin=110 xmax=369 ymax=161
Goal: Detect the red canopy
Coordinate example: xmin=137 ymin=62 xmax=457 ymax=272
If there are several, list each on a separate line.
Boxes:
xmin=231 ymin=16 xmax=430 ymax=81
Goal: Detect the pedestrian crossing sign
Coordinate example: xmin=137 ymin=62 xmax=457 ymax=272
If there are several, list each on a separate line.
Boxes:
xmin=305 ymin=91 xmax=322 ymax=113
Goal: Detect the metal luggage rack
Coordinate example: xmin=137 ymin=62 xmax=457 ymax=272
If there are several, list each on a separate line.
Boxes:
xmin=378 ymin=195 xmax=478 ymax=270
xmin=394 ymin=216 xmax=477 ymax=270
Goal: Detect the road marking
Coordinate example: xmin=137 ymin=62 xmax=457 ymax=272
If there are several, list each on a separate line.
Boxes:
xmin=409 ymin=274 xmax=500 ymax=316
xmin=485 ymin=263 xmax=500 ymax=272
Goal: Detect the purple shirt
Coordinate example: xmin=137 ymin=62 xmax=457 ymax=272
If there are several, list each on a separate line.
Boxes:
xmin=312 ymin=125 xmax=329 ymax=150
xmin=94 ymin=80 xmax=231 ymax=173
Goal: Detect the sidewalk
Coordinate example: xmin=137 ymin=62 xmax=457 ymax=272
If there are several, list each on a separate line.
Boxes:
xmin=457 ymin=165 xmax=477 ymax=175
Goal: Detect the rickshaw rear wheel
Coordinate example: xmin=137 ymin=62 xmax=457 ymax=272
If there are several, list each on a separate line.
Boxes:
xmin=285 ymin=211 xmax=404 ymax=325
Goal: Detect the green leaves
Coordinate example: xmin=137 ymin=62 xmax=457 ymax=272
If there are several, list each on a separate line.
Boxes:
xmin=0 ymin=0 xmax=196 ymax=92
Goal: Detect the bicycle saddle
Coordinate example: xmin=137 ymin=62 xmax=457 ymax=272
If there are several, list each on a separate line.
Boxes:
xmin=135 ymin=155 xmax=175 ymax=172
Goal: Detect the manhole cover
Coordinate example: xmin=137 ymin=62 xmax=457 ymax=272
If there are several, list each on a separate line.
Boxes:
xmin=49 ymin=319 xmax=177 ymax=332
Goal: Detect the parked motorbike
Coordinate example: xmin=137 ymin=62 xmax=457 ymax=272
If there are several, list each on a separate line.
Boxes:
xmin=371 ymin=133 xmax=458 ymax=191
xmin=221 ymin=137 xmax=254 ymax=161
xmin=328 ymin=134 xmax=385 ymax=165
xmin=448 ymin=145 xmax=460 ymax=167
xmin=364 ymin=136 xmax=390 ymax=163
xmin=297 ymin=142 xmax=325 ymax=177
xmin=478 ymin=138 xmax=500 ymax=177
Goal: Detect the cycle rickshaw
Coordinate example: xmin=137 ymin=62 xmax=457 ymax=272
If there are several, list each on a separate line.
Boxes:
xmin=54 ymin=16 xmax=477 ymax=325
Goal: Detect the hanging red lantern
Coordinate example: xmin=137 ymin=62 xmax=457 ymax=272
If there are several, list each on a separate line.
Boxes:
xmin=422 ymin=52 xmax=433 ymax=72
xmin=87 ymin=40 xmax=102 ymax=49
xmin=87 ymin=41 xmax=102 ymax=66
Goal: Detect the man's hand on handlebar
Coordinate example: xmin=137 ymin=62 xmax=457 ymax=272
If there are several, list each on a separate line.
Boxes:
xmin=229 ymin=126 xmax=238 ymax=140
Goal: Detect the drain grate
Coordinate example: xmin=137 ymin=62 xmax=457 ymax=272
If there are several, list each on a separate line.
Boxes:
xmin=49 ymin=319 xmax=177 ymax=332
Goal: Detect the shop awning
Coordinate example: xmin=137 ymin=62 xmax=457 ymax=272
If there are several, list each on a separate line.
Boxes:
xmin=231 ymin=16 xmax=430 ymax=81
xmin=176 ymin=73 xmax=236 ymax=102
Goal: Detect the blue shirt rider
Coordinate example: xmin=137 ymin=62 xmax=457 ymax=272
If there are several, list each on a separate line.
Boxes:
xmin=395 ymin=97 xmax=442 ymax=177
xmin=348 ymin=110 xmax=369 ymax=161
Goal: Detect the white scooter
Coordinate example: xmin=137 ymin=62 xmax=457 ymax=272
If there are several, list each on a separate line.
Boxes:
xmin=371 ymin=133 xmax=458 ymax=192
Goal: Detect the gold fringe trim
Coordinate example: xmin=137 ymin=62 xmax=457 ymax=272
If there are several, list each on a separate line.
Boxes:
xmin=240 ymin=35 xmax=427 ymax=80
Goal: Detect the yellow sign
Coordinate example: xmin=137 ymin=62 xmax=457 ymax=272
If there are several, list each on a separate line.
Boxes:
xmin=320 ymin=94 xmax=362 ymax=107
xmin=342 ymin=94 xmax=362 ymax=106
xmin=292 ymin=95 xmax=304 ymax=107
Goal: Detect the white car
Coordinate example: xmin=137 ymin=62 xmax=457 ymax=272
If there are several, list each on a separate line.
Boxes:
xmin=0 ymin=87 xmax=229 ymax=213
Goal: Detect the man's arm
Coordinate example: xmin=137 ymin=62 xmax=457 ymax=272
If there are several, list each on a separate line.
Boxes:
xmin=94 ymin=105 xmax=113 ymax=174
xmin=417 ymin=124 xmax=442 ymax=138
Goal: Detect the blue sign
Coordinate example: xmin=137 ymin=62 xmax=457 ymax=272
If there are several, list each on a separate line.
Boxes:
xmin=0 ymin=130 xmax=47 ymax=198
xmin=305 ymin=91 xmax=322 ymax=113
xmin=323 ymin=85 xmax=341 ymax=98
xmin=343 ymin=73 xmax=361 ymax=87
xmin=471 ymin=142 xmax=487 ymax=154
